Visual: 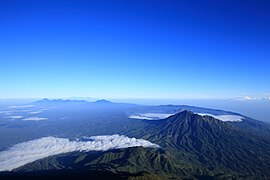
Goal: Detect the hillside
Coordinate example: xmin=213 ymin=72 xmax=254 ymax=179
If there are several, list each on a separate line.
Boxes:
xmin=2 ymin=110 xmax=270 ymax=179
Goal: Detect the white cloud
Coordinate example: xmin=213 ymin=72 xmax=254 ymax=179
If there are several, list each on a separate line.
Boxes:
xmin=0 ymin=135 xmax=159 ymax=171
xmin=9 ymin=116 xmax=23 ymax=119
xmin=0 ymin=111 xmax=10 ymax=114
xmin=19 ymin=110 xmax=31 ymax=112
xmin=8 ymin=105 xmax=35 ymax=109
xmin=197 ymin=113 xmax=243 ymax=122
xmin=241 ymin=96 xmax=253 ymax=100
xmin=129 ymin=115 xmax=153 ymax=120
xmin=230 ymin=96 xmax=270 ymax=101
xmin=129 ymin=113 xmax=174 ymax=120
xmin=22 ymin=117 xmax=48 ymax=121
xmin=29 ymin=111 xmax=42 ymax=114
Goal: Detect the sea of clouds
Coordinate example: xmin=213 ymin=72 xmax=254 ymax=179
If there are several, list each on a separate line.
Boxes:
xmin=8 ymin=105 xmax=35 ymax=109
xmin=129 ymin=113 xmax=174 ymax=120
xmin=22 ymin=117 xmax=48 ymax=121
xmin=197 ymin=113 xmax=243 ymax=122
xmin=0 ymin=134 xmax=159 ymax=172
xmin=9 ymin=116 xmax=23 ymax=119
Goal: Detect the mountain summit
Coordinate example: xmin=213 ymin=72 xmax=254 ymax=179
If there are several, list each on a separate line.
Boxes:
xmin=94 ymin=99 xmax=112 ymax=104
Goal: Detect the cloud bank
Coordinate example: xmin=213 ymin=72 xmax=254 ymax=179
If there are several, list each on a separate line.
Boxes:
xmin=197 ymin=113 xmax=243 ymax=122
xmin=9 ymin=116 xmax=23 ymax=119
xmin=129 ymin=113 xmax=174 ymax=120
xmin=0 ymin=135 xmax=159 ymax=171
xmin=8 ymin=105 xmax=35 ymax=109
xmin=230 ymin=96 xmax=270 ymax=101
xmin=0 ymin=111 xmax=9 ymax=114
xmin=29 ymin=111 xmax=42 ymax=114
xmin=22 ymin=117 xmax=48 ymax=121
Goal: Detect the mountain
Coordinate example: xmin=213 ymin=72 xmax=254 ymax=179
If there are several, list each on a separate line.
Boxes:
xmin=3 ymin=111 xmax=270 ymax=179
xmin=129 ymin=104 xmax=270 ymax=137
xmin=9 ymin=147 xmax=182 ymax=179
xmin=33 ymin=98 xmax=89 ymax=105
xmin=138 ymin=111 xmax=270 ymax=177
xmin=94 ymin=99 xmax=113 ymax=104
xmin=32 ymin=98 xmax=138 ymax=109
xmin=30 ymin=98 xmax=270 ymax=138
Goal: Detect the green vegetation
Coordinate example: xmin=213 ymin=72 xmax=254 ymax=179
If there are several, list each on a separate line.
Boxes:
xmin=4 ymin=110 xmax=270 ymax=179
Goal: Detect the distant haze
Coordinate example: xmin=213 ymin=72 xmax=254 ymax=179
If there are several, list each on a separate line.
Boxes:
xmin=110 ymin=98 xmax=270 ymax=123
xmin=0 ymin=98 xmax=269 ymax=123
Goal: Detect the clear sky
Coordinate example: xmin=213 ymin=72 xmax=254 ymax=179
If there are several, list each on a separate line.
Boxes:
xmin=0 ymin=0 xmax=269 ymax=99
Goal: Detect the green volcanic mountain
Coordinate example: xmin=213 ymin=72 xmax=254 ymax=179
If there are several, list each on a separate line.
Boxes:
xmin=138 ymin=111 xmax=270 ymax=178
xmin=1 ymin=111 xmax=270 ymax=179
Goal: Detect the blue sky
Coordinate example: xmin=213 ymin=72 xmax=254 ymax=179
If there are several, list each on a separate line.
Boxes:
xmin=0 ymin=0 xmax=270 ymax=99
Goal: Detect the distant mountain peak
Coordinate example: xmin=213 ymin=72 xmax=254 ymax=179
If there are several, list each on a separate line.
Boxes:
xmin=39 ymin=98 xmax=50 ymax=102
xmin=33 ymin=98 xmax=88 ymax=104
xmin=94 ymin=99 xmax=112 ymax=104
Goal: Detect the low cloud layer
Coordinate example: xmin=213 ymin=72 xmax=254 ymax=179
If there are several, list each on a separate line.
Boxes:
xmin=129 ymin=113 xmax=174 ymax=120
xmin=0 ymin=135 xmax=159 ymax=171
xmin=22 ymin=117 xmax=48 ymax=121
xmin=8 ymin=105 xmax=35 ymax=109
xmin=231 ymin=96 xmax=270 ymax=101
xmin=9 ymin=116 xmax=23 ymax=119
xmin=0 ymin=111 xmax=9 ymax=114
xmin=197 ymin=113 xmax=243 ymax=122
xmin=29 ymin=111 xmax=42 ymax=114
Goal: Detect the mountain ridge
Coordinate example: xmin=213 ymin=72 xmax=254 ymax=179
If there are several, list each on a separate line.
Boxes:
xmin=3 ymin=110 xmax=270 ymax=179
